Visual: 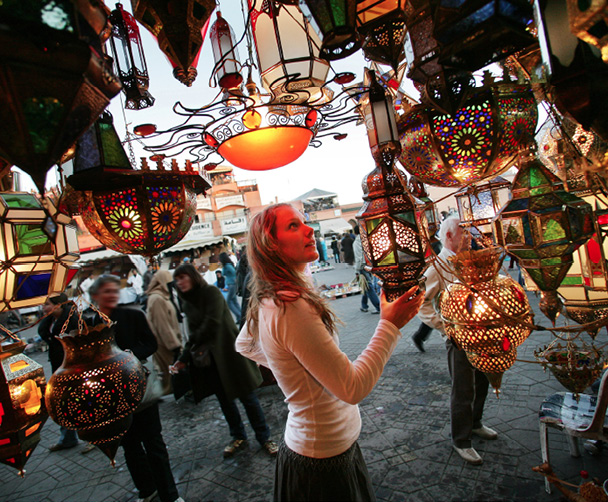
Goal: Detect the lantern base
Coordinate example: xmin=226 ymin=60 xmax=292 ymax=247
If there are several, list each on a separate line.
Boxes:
xmin=484 ymin=372 xmax=504 ymax=397
xmin=539 ymin=291 xmax=563 ymax=325
xmin=173 ymin=66 xmax=198 ymax=87
xmin=382 ymin=278 xmax=425 ymax=303
xmin=77 ymin=414 xmax=133 ymax=464
xmin=565 ymin=301 xmax=608 ymax=340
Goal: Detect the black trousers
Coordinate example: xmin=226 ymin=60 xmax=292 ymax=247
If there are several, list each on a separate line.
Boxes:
xmin=215 ymin=385 xmax=271 ymax=445
xmin=121 ymin=403 xmax=179 ymax=502
xmin=412 ymin=322 xmax=433 ymax=343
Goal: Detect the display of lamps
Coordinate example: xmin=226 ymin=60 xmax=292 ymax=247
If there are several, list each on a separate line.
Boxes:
xmin=132 ymin=0 xmax=215 ymax=86
xmin=456 ymin=176 xmax=511 ymax=237
xmin=300 ymin=0 xmax=361 ymax=61
xmin=567 ymin=0 xmax=608 ymax=63
xmin=0 ymin=329 xmax=47 ymax=476
xmin=45 ymin=322 xmax=146 ymax=464
xmin=0 ymin=0 xmax=121 ymax=193
xmin=248 ymin=0 xmax=330 ymax=105
xmin=209 ymin=11 xmax=243 ymax=91
xmin=108 ymin=3 xmax=155 ymax=110
xmin=433 ymin=0 xmax=536 ymax=72
xmin=397 ymin=81 xmax=538 ymax=187
xmin=439 ymin=247 xmax=534 ymax=393
xmin=493 ymin=146 xmax=595 ymax=323
xmin=0 ymin=193 xmax=79 ymax=313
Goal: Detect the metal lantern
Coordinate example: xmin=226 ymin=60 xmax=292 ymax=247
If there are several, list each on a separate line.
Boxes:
xmin=0 ymin=330 xmax=47 ymax=476
xmin=567 ymin=0 xmax=608 ymax=62
xmin=439 ymin=248 xmax=534 ymax=393
xmin=456 ymin=176 xmax=511 ymax=237
xmin=356 ymin=162 xmax=429 ymax=302
xmin=45 ymin=322 xmax=146 ymax=464
xmin=132 ymin=0 xmax=216 ymax=87
xmin=210 ymin=11 xmax=243 ymax=91
xmin=108 ymin=3 xmax=155 ymax=110
xmin=493 ymin=148 xmax=595 ymax=323
xmin=408 ymin=176 xmax=440 ymax=240
xmin=397 ymin=81 xmax=538 ymax=187
xmin=248 ymin=0 xmax=331 ymax=104
xmin=433 ymin=0 xmax=536 ymax=72
xmin=0 ymin=1 xmax=121 ymax=193
xmin=301 ymin=0 xmax=361 ymax=61
xmin=0 ymin=194 xmax=79 ymax=313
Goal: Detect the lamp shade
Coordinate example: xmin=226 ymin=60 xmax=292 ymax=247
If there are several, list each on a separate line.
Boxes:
xmin=0 ymin=333 xmax=47 ymax=476
xmin=397 ymin=82 xmax=537 ymax=187
xmin=209 ymin=11 xmax=243 ymax=90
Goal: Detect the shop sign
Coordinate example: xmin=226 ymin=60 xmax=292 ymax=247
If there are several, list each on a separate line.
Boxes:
xmin=186 ymin=222 xmax=214 ymax=239
xmin=197 ymin=196 xmax=212 ymax=210
xmin=215 ymin=194 xmax=245 ymax=210
xmin=220 ymin=216 xmax=248 ymax=235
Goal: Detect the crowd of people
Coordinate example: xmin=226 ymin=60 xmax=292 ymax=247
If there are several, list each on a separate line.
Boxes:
xmin=39 ymin=209 xmax=520 ymax=502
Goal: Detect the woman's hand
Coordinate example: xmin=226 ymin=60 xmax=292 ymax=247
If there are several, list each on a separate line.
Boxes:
xmin=168 ymin=360 xmax=186 ymax=375
xmin=379 ymin=285 xmax=425 ymax=330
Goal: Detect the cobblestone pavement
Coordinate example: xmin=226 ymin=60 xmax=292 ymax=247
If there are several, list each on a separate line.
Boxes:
xmin=1 ymin=263 xmax=606 ymax=501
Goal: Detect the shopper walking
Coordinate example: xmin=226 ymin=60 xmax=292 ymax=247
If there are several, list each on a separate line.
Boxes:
xmin=169 ymin=264 xmax=277 ymax=458
xmin=341 ymin=232 xmax=355 ymax=265
xmin=219 ymin=252 xmax=241 ymax=319
xmin=353 ymin=226 xmax=380 ymax=315
xmin=330 ymin=236 xmax=341 ymax=263
xmin=236 ymin=203 xmax=423 ymax=501
xmin=146 ymin=270 xmax=183 ymax=395
xmin=89 ymin=275 xmax=183 ymax=502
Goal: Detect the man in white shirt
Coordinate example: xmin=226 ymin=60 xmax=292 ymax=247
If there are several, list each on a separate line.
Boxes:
xmin=417 ymin=217 xmax=497 ymax=465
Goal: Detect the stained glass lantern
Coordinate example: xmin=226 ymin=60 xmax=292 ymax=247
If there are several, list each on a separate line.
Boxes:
xmin=210 ymin=12 xmax=243 ymax=91
xmin=356 ymin=162 xmax=429 ymax=302
xmin=356 ymin=0 xmax=410 ymax=69
xmin=132 ymin=0 xmax=215 ymax=87
xmin=456 ymin=176 xmax=511 ymax=237
xmin=439 ymin=248 xmax=534 ymax=393
xmin=0 ymin=0 xmax=121 ymax=193
xmin=397 ymin=81 xmax=537 ymax=187
xmin=0 ymin=194 xmax=79 ymax=313
xmin=45 ymin=322 xmax=146 ymax=464
xmin=408 ymin=176 xmax=440 ymax=240
xmin=0 ymin=330 xmax=47 ymax=476
xmin=108 ymin=3 xmax=155 ymax=110
xmin=493 ymin=147 xmax=595 ymax=323
xmin=567 ymin=0 xmax=608 ymax=63
xmin=301 ymin=0 xmax=361 ymax=61
xmin=433 ymin=0 xmax=536 ymax=72
xmin=248 ymin=0 xmax=331 ymax=104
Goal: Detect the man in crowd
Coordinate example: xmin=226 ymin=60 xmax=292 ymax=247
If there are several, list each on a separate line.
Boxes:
xmin=353 ymin=226 xmax=380 ymax=314
xmin=416 ymin=217 xmax=497 ymax=465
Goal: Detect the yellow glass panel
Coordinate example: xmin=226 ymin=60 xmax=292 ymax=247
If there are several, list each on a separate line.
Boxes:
xmin=9 ymin=361 xmax=29 ymax=372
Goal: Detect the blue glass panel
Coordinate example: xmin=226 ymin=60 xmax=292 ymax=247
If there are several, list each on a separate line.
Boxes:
xmin=15 ymin=273 xmax=51 ymax=300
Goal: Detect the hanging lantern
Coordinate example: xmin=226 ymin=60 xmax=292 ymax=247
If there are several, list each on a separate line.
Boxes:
xmin=45 ymin=322 xmax=146 ymax=464
xmin=300 ymin=0 xmax=361 ymax=61
xmin=433 ymin=0 xmax=536 ymax=72
xmin=456 ymin=176 xmax=511 ymax=238
xmin=0 ymin=194 xmax=79 ymax=313
xmin=132 ymin=0 xmax=215 ymax=87
xmin=108 ymin=3 xmax=155 ymax=110
xmin=0 ymin=1 xmax=121 ymax=193
xmin=408 ymin=176 xmax=440 ymax=240
xmin=397 ymin=81 xmax=538 ymax=187
xmin=356 ymin=162 xmax=429 ymax=302
xmin=493 ymin=147 xmax=595 ymax=323
xmin=356 ymin=0 xmax=409 ymax=70
xmin=439 ymin=247 xmax=534 ymax=393
xmin=209 ymin=11 xmax=243 ymax=91
xmin=248 ymin=0 xmax=331 ymax=104
xmin=567 ymin=0 xmax=608 ymax=63
xmin=0 ymin=330 xmax=47 ymax=476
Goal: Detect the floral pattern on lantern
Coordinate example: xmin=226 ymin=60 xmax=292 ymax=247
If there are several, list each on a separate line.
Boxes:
xmin=397 ymin=82 xmax=537 ymax=187
xmin=0 ymin=330 xmax=47 ymax=476
xmin=439 ymin=248 xmax=534 ymax=393
xmin=45 ymin=322 xmax=146 ymax=463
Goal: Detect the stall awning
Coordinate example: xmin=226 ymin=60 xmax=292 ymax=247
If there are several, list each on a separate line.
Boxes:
xmin=78 ymin=248 xmax=125 ymax=263
xmin=163 ymin=237 xmax=224 ymax=254
xmin=319 ymin=217 xmax=353 ymax=235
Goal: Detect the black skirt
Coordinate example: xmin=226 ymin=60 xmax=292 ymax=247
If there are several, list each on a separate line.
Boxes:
xmin=274 ymin=440 xmax=376 ymax=502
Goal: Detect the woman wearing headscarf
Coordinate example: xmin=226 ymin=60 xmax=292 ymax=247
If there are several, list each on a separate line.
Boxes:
xmin=146 ymin=270 xmax=183 ymax=395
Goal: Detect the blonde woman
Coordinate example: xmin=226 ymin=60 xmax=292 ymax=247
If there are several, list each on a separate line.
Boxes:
xmin=236 ymin=204 xmax=424 ymax=502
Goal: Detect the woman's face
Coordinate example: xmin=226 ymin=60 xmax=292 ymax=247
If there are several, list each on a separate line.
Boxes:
xmin=93 ymin=281 xmax=120 ymax=311
xmin=42 ymin=298 xmax=59 ymax=317
xmin=175 ymin=274 xmax=193 ymax=293
xmin=274 ymin=206 xmax=318 ymax=268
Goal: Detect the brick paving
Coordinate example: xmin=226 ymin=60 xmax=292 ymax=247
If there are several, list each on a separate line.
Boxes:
xmin=1 ymin=262 xmax=606 ymax=501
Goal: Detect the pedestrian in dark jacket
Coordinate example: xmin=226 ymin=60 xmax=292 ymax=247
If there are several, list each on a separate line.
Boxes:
xmin=330 ymin=236 xmax=341 ymax=263
xmin=169 ymin=264 xmax=277 ymax=458
xmin=341 ymin=232 xmax=355 ymax=265
xmin=39 ymin=293 xmax=79 ymax=451
xmin=90 ymin=275 xmax=183 ymax=502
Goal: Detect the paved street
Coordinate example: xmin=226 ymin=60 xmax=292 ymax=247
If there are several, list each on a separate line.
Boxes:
xmin=1 ymin=263 xmax=606 ymax=501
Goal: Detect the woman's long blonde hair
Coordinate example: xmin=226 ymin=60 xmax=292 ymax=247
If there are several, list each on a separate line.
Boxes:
xmin=246 ymin=203 xmax=338 ymax=339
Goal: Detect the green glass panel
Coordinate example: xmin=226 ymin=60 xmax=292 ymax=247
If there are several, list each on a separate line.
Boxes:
xmin=514 ymin=166 xmax=530 ymax=189
xmin=542 ymin=217 xmax=566 ymax=242
xmin=366 ymin=217 xmax=382 ymax=233
xmin=98 ymin=121 xmax=132 ymax=168
xmin=23 ymin=97 xmax=65 ymax=154
xmin=561 ymin=276 xmax=583 ymax=285
xmin=394 ymin=212 xmax=416 ymax=225
xmin=330 ymin=0 xmax=346 ymax=25
xmin=513 ymin=249 xmax=538 ymax=259
xmin=540 ymin=257 xmax=562 ymax=266
xmin=530 ymin=187 xmax=552 ymax=196
xmin=15 ymin=224 xmax=52 ymax=256
xmin=379 ymin=251 xmax=396 ymax=266
xmin=503 ymin=218 xmax=523 ymax=244
xmin=0 ymin=194 xmax=41 ymax=209
xmin=529 ymin=164 xmax=551 ymax=188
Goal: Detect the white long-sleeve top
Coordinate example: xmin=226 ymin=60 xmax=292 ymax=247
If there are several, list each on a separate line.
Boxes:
xmin=236 ymin=295 xmax=401 ymax=458
xmin=416 ymin=246 xmax=457 ymax=335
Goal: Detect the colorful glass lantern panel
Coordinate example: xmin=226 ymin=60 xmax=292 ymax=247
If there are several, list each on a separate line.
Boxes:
xmin=456 ymin=177 xmax=511 ymax=235
xmin=397 ymin=83 xmax=537 ymax=187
